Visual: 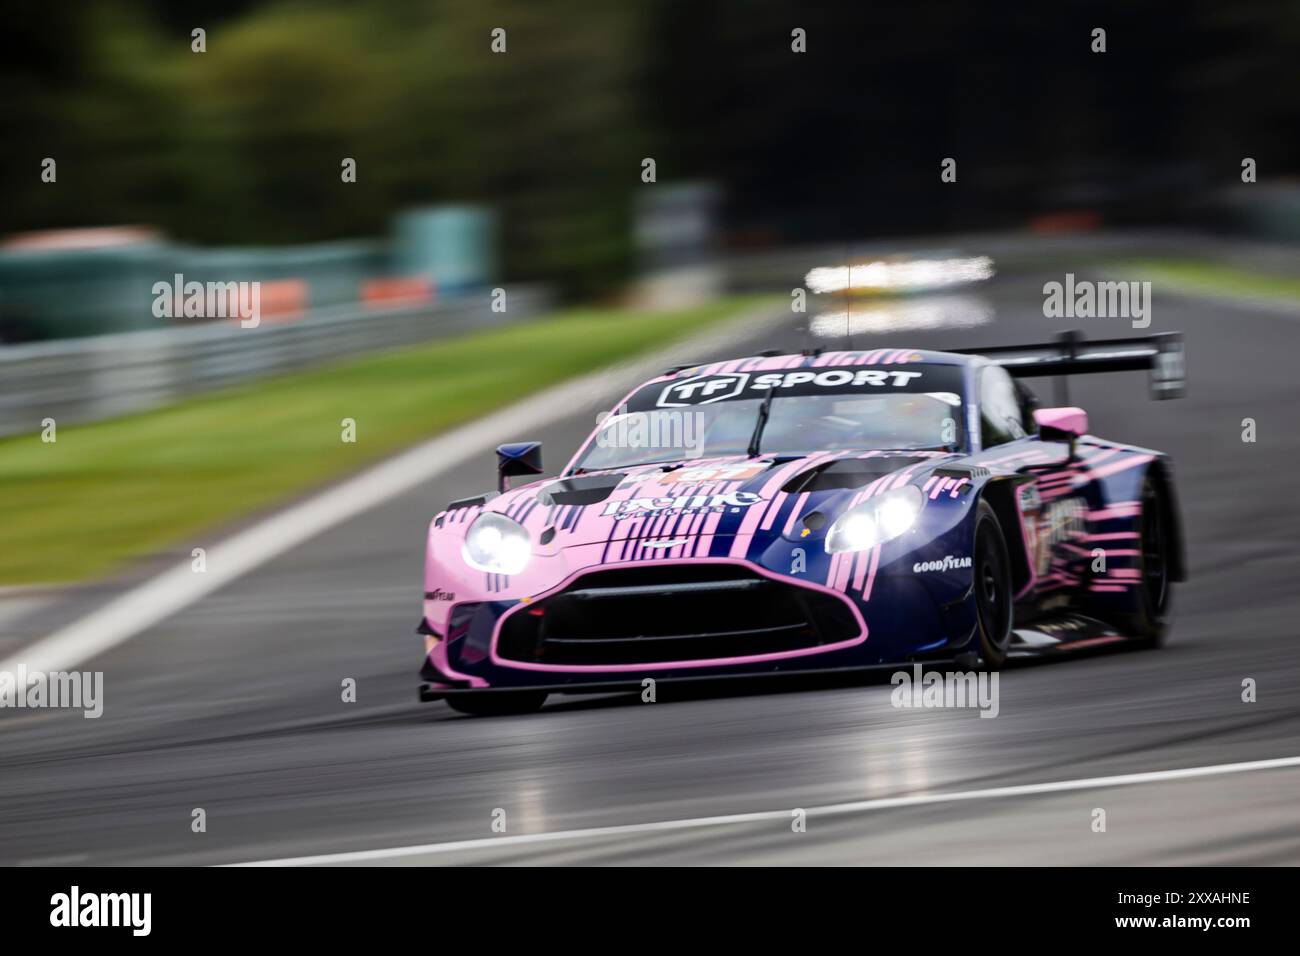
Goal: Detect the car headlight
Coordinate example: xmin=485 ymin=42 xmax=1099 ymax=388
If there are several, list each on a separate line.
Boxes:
xmin=462 ymin=512 xmax=532 ymax=575
xmin=825 ymin=486 xmax=923 ymax=553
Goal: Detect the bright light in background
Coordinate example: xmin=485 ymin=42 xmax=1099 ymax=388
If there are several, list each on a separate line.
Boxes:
xmin=805 ymin=256 xmax=995 ymax=295
xmin=808 ymin=295 xmax=993 ymax=337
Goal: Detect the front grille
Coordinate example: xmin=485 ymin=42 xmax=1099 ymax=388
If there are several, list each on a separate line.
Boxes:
xmin=497 ymin=564 xmax=859 ymax=666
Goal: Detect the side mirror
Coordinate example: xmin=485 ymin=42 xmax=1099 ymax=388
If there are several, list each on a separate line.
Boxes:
xmin=1033 ymin=407 xmax=1088 ymax=439
xmin=1033 ymin=407 xmax=1088 ymax=458
xmin=496 ymin=441 xmax=543 ymax=492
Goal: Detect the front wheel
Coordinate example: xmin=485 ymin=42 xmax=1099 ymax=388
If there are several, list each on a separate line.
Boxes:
xmin=972 ymin=500 xmax=1014 ymax=668
xmin=446 ymin=691 xmax=548 ymax=717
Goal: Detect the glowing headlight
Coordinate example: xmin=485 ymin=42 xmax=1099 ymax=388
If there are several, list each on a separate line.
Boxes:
xmin=462 ymin=512 xmax=531 ymax=575
xmin=825 ymin=486 xmax=923 ymax=553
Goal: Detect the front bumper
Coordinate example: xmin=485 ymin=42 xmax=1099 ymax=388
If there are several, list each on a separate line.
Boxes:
xmin=420 ymin=551 xmax=982 ymax=693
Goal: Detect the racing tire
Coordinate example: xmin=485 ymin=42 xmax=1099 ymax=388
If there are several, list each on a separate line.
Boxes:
xmin=972 ymin=500 xmax=1014 ymax=668
xmin=445 ymin=691 xmax=548 ymax=717
xmin=1119 ymin=475 xmax=1174 ymax=646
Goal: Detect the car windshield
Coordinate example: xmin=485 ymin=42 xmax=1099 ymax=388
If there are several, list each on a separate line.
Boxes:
xmin=574 ymin=363 xmax=965 ymax=471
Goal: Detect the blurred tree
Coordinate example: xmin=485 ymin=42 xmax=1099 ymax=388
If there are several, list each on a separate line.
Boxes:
xmin=1 ymin=0 xmax=1298 ymax=299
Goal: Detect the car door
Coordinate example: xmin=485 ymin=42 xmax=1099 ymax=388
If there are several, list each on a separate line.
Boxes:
xmin=976 ymin=365 xmax=1088 ymax=596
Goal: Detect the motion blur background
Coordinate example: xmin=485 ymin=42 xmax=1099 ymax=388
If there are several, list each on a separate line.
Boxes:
xmin=2 ymin=0 xmax=1300 ymax=586
xmin=2 ymin=0 xmax=1298 ymax=309
xmin=3 ymin=0 xmax=1300 ymax=583
xmin=5 ymin=0 xmax=1300 ymax=867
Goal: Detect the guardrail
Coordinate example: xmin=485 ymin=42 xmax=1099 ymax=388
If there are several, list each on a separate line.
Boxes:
xmin=0 ymin=287 xmax=551 ymax=438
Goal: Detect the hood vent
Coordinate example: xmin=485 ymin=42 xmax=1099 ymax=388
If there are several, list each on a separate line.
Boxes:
xmin=782 ymin=456 xmax=926 ymax=494
xmin=934 ymin=465 xmax=988 ymax=480
xmin=537 ymin=473 xmax=627 ymax=507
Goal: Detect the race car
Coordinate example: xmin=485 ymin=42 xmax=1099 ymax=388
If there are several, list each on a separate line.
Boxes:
xmin=417 ymin=331 xmax=1187 ymax=715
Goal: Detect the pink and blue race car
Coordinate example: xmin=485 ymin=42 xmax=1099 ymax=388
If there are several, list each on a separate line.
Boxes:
xmin=417 ymin=332 xmax=1187 ymax=715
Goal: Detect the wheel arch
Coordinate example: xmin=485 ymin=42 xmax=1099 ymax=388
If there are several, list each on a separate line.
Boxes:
xmin=977 ymin=478 xmax=1034 ymax=598
xmin=1143 ymin=457 xmax=1187 ymax=582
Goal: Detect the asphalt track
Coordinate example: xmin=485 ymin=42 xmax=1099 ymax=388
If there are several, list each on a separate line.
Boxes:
xmin=3 ymin=269 xmax=1300 ymax=866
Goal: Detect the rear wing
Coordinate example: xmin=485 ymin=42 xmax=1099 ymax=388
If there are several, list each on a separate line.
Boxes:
xmin=955 ymin=330 xmax=1184 ymax=402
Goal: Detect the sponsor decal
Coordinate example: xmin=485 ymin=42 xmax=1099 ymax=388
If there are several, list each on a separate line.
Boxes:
xmin=1017 ymin=483 xmax=1043 ymax=571
xmin=913 ymin=555 xmax=972 ymax=573
xmin=657 ymin=373 xmax=749 ymax=407
xmin=602 ymin=491 xmax=761 ymax=519
xmin=1032 ymin=496 xmax=1087 ymax=577
xmin=1037 ymin=616 xmax=1090 ymax=634
xmin=655 ymin=368 xmax=923 ymax=407
xmin=615 ymin=461 xmax=769 ymax=488
xmin=1152 ymin=344 xmax=1185 ymax=396
xmin=665 ymin=462 xmax=768 ymax=483
xmin=1017 ymin=486 xmax=1086 ymax=577
xmin=749 ymin=369 xmax=922 ymax=390
xmin=426 ymin=588 xmax=456 ymax=601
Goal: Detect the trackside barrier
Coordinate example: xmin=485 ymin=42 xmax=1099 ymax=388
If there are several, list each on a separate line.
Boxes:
xmin=0 ymin=286 xmax=550 ymax=438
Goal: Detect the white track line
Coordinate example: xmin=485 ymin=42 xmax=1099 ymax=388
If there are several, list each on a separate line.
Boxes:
xmin=1 ymin=305 xmax=786 ymax=675
xmin=231 ymin=754 xmax=1300 ymax=866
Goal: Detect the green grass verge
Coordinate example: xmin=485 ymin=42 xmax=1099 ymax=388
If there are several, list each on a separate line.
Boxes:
xmin=0 ymin=296 xmax=773 ymax=585
xmin=1119 ymin=258 xmax=1300 ymax=302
